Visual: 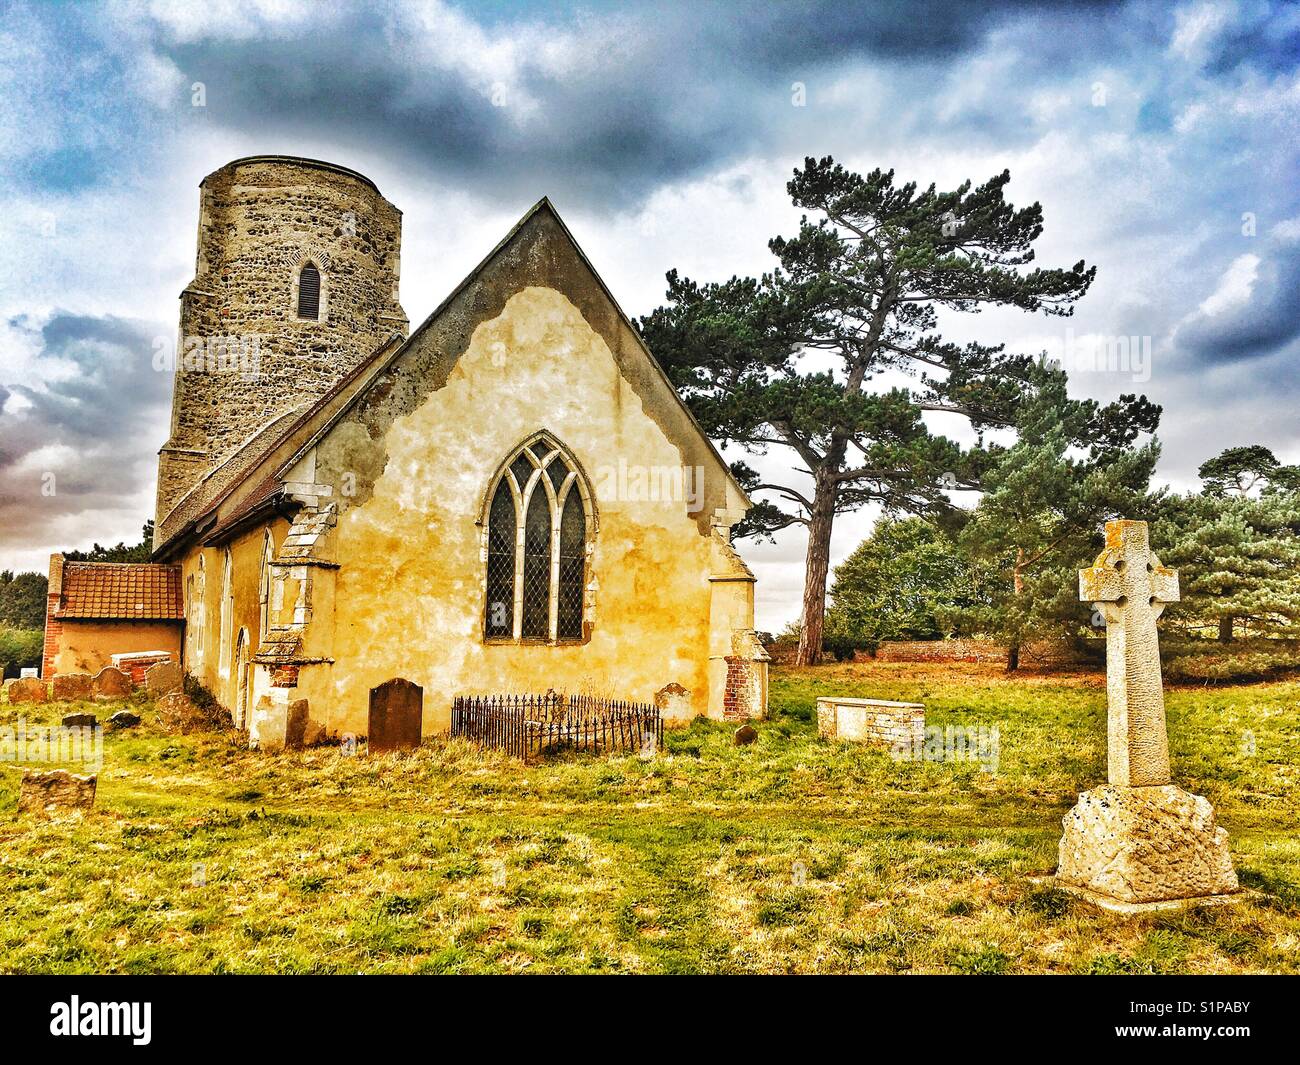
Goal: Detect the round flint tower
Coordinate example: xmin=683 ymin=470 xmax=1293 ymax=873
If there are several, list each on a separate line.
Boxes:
xmin=156 ymin=156 xmax=407 ymax=527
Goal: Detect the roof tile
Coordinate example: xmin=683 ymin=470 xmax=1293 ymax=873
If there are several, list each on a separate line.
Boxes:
xmin=57 ymin=562 xmax=184 ymax=620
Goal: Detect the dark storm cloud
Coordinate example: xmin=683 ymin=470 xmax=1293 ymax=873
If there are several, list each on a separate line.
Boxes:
xmin=3 ymin=0 xmax=1299 ymax=618
xmin=0 ymin=312 xmax=170 ymax=550
xmin=144 ymin=0 xmax=1128 ymax=209
xmin=1175 ymin=242 xmax=1300 ymax=365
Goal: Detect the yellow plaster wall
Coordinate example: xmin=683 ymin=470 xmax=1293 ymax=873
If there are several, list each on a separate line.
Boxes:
xmin=179 ymin=518 xmax=290 ymax=712
xmin=51 ymin=621 xmax=181 ymax=677
xmin=318 ymin=286 xmax=726 ymax=735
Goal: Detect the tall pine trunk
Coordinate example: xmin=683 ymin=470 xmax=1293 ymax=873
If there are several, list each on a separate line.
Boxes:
xmin=1006 ymin=548 xmax=1026 ymax=672
xmin=1218 ymin=616 xmax=1234 ymax=642
xmin=795 ymin=474 xmax=839 ymax=667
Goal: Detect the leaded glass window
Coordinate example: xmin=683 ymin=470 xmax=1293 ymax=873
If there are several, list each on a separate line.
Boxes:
xmin=558 ymin=491 xmax=585 ymax=639
xmin=483 ymin=434 xmax=591 ymax=641
xmin=485 ymin=479 xmax=515 ymax=636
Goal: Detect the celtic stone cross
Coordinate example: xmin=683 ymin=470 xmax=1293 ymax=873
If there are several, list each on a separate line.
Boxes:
xmin=1079 ymin=519 xmax=1180 ymax=788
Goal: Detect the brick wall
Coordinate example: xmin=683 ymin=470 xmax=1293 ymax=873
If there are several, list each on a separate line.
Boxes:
xmin=42 ymin=553 xmax=63 ymax=679
xmin=873 ymin=639 xmax=1007 ymax=663
xmin=41 ymin=600 xmax=62 ymax=679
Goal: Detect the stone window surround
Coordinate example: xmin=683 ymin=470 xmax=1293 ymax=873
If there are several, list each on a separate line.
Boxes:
xmin=287 ymin=248 xmax=331 ymax=324
xmin=233 ymin=626 xmax=251 ymax=727
xmin=218 ymin=547 xmax=233 ymax=679
xmin=193 ymin=553 xmax=205 ymax=665
xmin=478 ymin=430 xmax=598 ymax=646
xmin=258 ymin=528 xmax=273 ymax=640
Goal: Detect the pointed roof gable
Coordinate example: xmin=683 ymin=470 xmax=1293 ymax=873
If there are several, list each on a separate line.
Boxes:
xmin=156 ymin=197 xmax=748 ymax=557
xmin=275 ymin=197 xmax=749 ymax=502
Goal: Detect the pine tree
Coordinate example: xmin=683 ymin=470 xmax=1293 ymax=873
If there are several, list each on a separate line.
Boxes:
xmin=642 ymin=157 xmax=1153 ymax=664
xmin=1154 ymin=467 xmax=1300 ymax=643
xmin=950 ymin=377 xmax=1161 ymax=668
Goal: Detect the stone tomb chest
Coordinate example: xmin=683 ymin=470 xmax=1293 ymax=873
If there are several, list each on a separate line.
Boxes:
xmin=816 ymin=697 xmax=925 ymax=749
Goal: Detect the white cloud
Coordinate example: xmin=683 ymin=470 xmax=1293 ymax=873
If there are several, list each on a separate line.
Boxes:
xmin=1169 ymin=1 xmax=1235 ymax=63
xmin=1198 ymin=253 xmax=1260 ymax=315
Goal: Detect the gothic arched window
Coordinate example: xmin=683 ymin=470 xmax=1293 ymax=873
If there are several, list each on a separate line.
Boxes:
xmin=194 ymin=554 xmax=205 ymax=662
xmin=297 ymin=262 xmax=321 ymax=320
xmin=483 ymin=434 xmax=592 ymax=642
xmin=258 ymin=529 xmax=273 ymax=640
xmin=219 ymin=547 xmax=234 ymax=678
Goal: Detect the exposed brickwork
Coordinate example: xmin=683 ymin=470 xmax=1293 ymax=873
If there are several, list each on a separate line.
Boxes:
xmin=873 ymin=639 xmax=1008 ymax=663
xmin=42 ymin=597 xmax=62 ymax=678
xmin=873 ymin=639 xmax=1092 ymax=667
xmin=113 ymin=652 xmax=171 ymax=686
xmin=271 ymin=665 xmax=299 ymax=687
xmin=157 ymin=156 xmax=407 ymax=527
xmin=723 ymin=629 xmax=769 ymax=721
xmin=723 ymin=657 xmax=770 ymax=721
xmin=764 ymin=638 xmax=1096 ymax=667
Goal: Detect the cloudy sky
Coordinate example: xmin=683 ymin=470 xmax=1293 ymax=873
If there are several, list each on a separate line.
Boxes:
xmin=1 ymin=0 xmax=1297 ymax=629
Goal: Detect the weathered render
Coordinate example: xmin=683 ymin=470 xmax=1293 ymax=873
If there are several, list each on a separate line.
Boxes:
xmin=150 ymin=158 xmax=766 ymax=742
xmin=42 ymin=556 xmax=183 ymax=677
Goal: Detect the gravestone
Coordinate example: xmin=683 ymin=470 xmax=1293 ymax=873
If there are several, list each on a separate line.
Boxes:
xmin=155 ymin=691 xmax=200 ymax=733
xmin=51 ymin=673 xmax=93 ymax=701
xmin=368 ymin=678 xmax=423 ymax=753
xmin=109 ymin=710 xmax=142 ymax=730
xmin=92 ymin=666 xmax=132 ymax=700
xmin=653 ymin=682 xmax=694 ymax=728
xmin=61 ymin=712 xmax=98 ymax=728
xmin=250 ymin=695 xmax=287 ymax=751
xmin=733 ymin=723 xmax=758 ymax=746
xmin=145 ymin=660 xmax=184 ymax=696
xmin=285 ymin=699 xmax=310 ymax=750
xmin=8 ymin=677 xmax=48 ymax=704
xmin=1055 ymin=519 xmax=1239 ymax=912
xmin=19 ymin=769 xmax=97 ymax=815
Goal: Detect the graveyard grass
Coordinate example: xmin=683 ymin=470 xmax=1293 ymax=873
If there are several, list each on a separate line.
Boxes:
xmin=2 ymin=661 xmax=1298 ymax=974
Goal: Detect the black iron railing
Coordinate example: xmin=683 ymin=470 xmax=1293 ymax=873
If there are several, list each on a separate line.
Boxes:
xmin=450 ymin=692 xmax=662 ymax=761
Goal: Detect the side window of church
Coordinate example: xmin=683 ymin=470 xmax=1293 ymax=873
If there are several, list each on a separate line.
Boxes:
xmin=297 ymin=263 xmax=321 ymax=320
xmin=484 ymin=436 xmax=589 ymax=642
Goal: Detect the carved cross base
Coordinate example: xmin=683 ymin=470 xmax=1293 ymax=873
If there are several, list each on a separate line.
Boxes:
xmin=1055 ymin=784 xmax=1240 ymax=910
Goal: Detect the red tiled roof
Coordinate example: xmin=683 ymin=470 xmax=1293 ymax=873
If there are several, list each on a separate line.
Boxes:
xmin=56 ymin=561 xmax=184 ymax=620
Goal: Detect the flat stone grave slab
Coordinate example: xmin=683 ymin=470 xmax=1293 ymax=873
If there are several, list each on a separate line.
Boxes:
xmin=816 ymin=697 xmax=924 ymax=748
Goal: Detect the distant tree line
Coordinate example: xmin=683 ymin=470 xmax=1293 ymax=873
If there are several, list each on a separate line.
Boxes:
xmin=816 ymin=446 xmax=1300 ymax=679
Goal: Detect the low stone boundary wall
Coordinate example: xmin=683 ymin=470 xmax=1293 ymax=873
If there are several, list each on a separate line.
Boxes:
xmin=874 ymin=639 xmax=1005 ymax=663
xmin=817 ymin=697 xmax=924 ymax=748
xmin=764 ymin=639 xmax=1099 ymax=667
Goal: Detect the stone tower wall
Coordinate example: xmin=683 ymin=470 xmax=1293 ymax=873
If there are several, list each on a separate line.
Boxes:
xmin=156 ymin=156 xmax=407 ymax=529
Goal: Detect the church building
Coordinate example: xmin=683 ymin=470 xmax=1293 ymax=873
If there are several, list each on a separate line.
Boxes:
xmin=51 ymin=156 xmax=768 ymax=744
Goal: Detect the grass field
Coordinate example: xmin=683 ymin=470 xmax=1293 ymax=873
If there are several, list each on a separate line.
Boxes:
xmin=2 ymin=661 xmax=1298 ymax=974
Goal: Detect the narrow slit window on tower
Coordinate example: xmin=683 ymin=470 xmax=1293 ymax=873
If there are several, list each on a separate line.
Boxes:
xmin=297 ymin=262 xmax=321 ymax=320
